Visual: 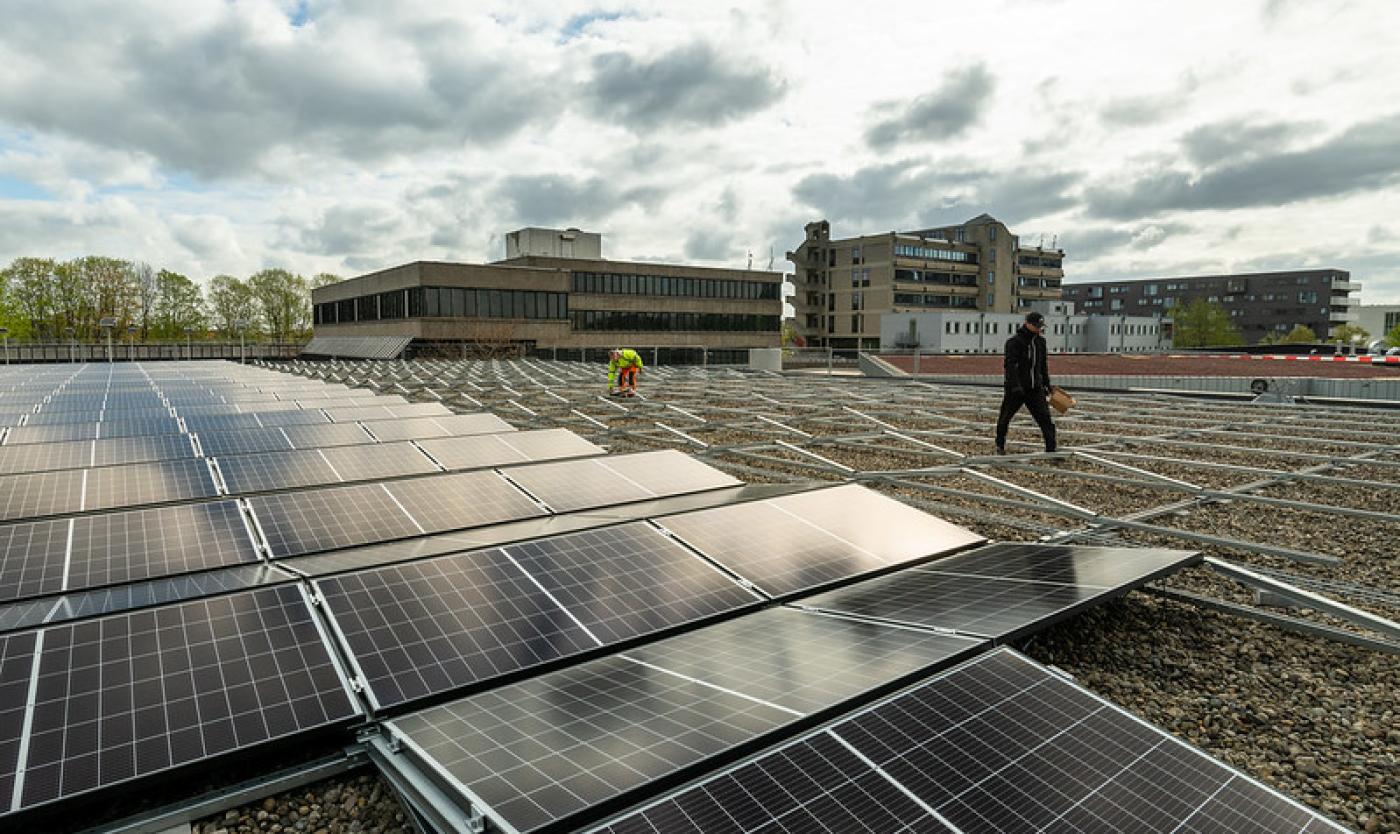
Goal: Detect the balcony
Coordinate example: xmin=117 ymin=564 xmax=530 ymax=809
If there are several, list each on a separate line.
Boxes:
xmin=1329 ymin=309 xmax=1359 ymax=323
xmin=1329 ymin=294 xmax=1359 ymax=306
xmin=1330 ymin=278 xmax=1360 ymax=291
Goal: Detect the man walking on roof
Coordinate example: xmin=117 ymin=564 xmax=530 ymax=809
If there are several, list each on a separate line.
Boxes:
xmin=995 ymin=312 xmax=1057 ymax=455
xmin=608 ymin=348 xmax=644 ymax=397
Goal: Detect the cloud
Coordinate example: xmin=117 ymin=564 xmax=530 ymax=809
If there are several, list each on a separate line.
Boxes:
xmin=1180 ymin=117 xmax=1319 ymax=166
xmin=581 ymin=42 xmax=784 ymax=128
xmin=683 ymin=229 xmax=737 ymax=261
xmin=864 ymin=65 xmax=994 ymax=150
xmin=1085 ymin=112 xmax=1400 ymax=218
xmin=1058 ymin=222 xmax=1193 ymax=261
xmin=295 ymin=203 xmax=406 ymax=256
xmin=493 ymin=174 xmax=662 ymax=227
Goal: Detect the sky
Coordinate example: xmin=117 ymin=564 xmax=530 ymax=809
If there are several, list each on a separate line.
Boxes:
xmin=1 ymin=0 xmax=1399 ymax=302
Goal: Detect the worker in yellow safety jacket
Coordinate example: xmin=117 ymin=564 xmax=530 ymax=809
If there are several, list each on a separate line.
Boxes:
xmin=608 ymin=348 xmax=644 ymax=397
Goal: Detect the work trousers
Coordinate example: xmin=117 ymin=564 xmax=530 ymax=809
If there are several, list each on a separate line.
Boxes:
xmin=618 ymin=366 xmax=638 ymax=391
xmin=996 ymin=388 xmax=1056 ymax=452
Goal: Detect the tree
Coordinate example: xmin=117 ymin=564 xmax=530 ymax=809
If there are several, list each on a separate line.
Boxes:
xmin=311 ymin=273 xmax=343 ymax=288
xmin=206 ymin=275 xmax=261 ymax=337
xmin=1282 ymin=324 xmax=1318 ymax=343
xmin=132 ymin=261 xmax=157 ymax=339
xmin=248 ymin=268 xmax=311 ymax=341
xmin=1386 ymin=323 xmax=1400 ymax=348
xmin=1172 ymin=299 xmax=1241 ymax=347
xmin=1330 ymin=323 xmax=1369 ymax=345
xmin=152 ymin=270 xmax=206 ymax=339
xmin=2 ymin=257 xmax=57 ymax=339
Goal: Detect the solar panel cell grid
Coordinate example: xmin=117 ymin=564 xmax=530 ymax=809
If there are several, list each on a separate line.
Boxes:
xmin=503 ymin=524 xmax=756 ymax=645
xmin=84 ymin=460 xmax=218 ymax=511
xmin=4 ymin=424 xmax=100 ymax=446
xmin=0 ymin=469 xmax=86 ymax=521
xmin=315 ymin=548 xmax=601 ymax=708
xmin=66 ymin=502 xmax=261 ymax=592
xmin=91 ymin=434 xmax=196 ymax=468
xmin=503 ymin=458 xmax=653 ymax=513
xmin=599 ymin=450 xmax=742 ymax=497
xmin=0 ymin=441 xmax=91 ymax=476
xmin=384 ymin=471 xmax=545 ymax=534
xmin=195 ymin=428 xmax=295 ymax=457
xmin=918 ymin=542 xmax=1195 ymax=588
xmin=253 ymin=410 xmax=333 ymax=427
xmin=279 ymin=423 xmax=374 ymax=449
xmin=0 ymin=632 xmax=37 ymax=807
xmin=249 ymin=484 xmax=421 ymax=557
xmin=318 ymin=443 xmax=439 ymax=482
xmin=0 ymin=519 xmax=70 ymax=602
xmin=216 ymin=450 xmax=340 ymax=494
xmin=771 ymin=485 xmax=986 ymax=565
xmin=18 ymin=585 xmax=359 ymax=811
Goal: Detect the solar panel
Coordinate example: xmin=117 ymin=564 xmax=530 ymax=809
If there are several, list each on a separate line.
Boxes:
xmin=318 ymin=443 xmax=439 ymax=482
xmin=0 ymin=632 xmax=37 ymax=806
xmin=83 ymin=459 xmax=218 ymax=511
xmin=388 ymin=654 xmax=797 ymax=834
xmin=248 ymin=484 xmax=422 ymax=557
xmin=656 ymin=486 xmax=984 ymax=598
xmin=91 ymin=434 xmax=196 ymax=467
xmin=621 ymin=608 xmax=984 ymax=714
xmin=0 ymin=470 xmax=86 ymax=522
xmin=0 ymin=519 xmax=70 ymax=602
xmin=383 ymin=471 xmax=545 ymax=534
xmin=15 ymin=584 xmax=361 ymax=812
xmin=253 ymin=410 xmax=333 ymax=427
xmin=799 ymin=544 xmax=1200 ymax=642
xmin=0 ymin=441 xmax=91 ymax=476
xmin=4 ymin=424 xmax=100 ymax=446
xmin=502 ymin=451 xmax=738 ymax=514
xmin=359 ymin=413 xmax=516 ymax=442
xmin=25 ymin=408 xmax=171 ymax=426
xmin=216 ymin=449 xmax=340 ymax=494
xmin=315 ymin=548 xmax=601 ymax=709
xmin=279 ymin=422 xmax=374 ymax=449
xmin=503 ymin=523 xmax=757 ymax=645
xmin=416 ymin=429 xmax=601 ymax=471
xmin=181 ymin=414 xmax=264 ymax=433
xmin=325 ymin=403 xmax=450 ymax=423
xmin=66 ymin=502 xmax=262 ymax=592
xmin=195 ymin=428 xmax=295 ymax=457
xmin=92 ymin=418 xmax=185 ymax=439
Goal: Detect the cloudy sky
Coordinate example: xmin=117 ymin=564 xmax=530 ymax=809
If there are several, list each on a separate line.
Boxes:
xmin=2 ymin=0 xmax=1399 ymax=301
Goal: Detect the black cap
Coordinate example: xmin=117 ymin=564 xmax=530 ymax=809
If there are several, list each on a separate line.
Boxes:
xmin=1025 ymin=312 xmax=1045 ymax=326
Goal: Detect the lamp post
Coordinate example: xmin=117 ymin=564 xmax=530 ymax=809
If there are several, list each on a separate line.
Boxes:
xmin=99 ymin=317 xmax=117 ymax=362
xmin=234 ymin=319 xmax=249 ymax=364
xmin=63 ymin=327 xmax=75 ymax=363
xmin=127 ymin=325 xmax=138 ymax=362
xmin=184 ymin=326 xmax=194 ymax=361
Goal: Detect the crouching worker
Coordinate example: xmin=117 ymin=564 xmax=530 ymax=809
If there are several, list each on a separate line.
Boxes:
xmin=608 ymin=348 xmax=644 ymax=397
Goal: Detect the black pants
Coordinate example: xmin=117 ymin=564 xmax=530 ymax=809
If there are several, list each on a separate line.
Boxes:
xmin=996 ymin=389 xmax=1057 ymax=452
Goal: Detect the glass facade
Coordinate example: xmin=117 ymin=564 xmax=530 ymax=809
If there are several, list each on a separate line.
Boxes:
xmin=570 ymin=271 xmax=780 ymax=300
xmin=893 ymin=244 xmax=977 ymax=263
xmin=569 ymin=311 xmax=779 ymax=332
xmin=315 ymin=286 xmax=568 ymax=325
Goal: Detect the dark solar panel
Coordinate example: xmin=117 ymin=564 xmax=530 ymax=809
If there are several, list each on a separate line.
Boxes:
xmin=195 ymin=428 xmax=295 ymax=457
xmin=0 ymin=470 xmax=86 ymax=521
xmin=92 ymin=418 xmax=185 ymax=439
xmin=799 ymin=544 xmax=1199 ymax=642
xmin=384 ymin=471 xmax=545 ymax=534
xmin=501 ymin=450 xmax=735 ymax=514
xmin=326 ymin=403 xmax=450 ymax=422
xmin=216 ymin=449 xmax=341 ymax=494
xmin=253 ymin=410 xmax=333 ymax=427
xmin=621 ymin=608 xmax=983 ymax=714
xmin=91 ymin=434 xmax=196 ymax=467
xmin=600 ymin=450 xmax=744 ymax=497
xmin=16 ymin=584 xmax=361 ymax=811
xmin=315 ymin=548 xmax=601 ymax=709
xmin=84 ymin=459 xmax=218 ymax=511
xmin=248 ymin=484 xmax=422 ymax=557
xmin=4 ymin=424 xmax=100 ymax=445
xmin=361 ymin=413 xmax=515 ymax=442
xmin=590 ymin=731 xmax=943 ymax=834
xmin=0 ymin=631 xmax=37 ymax=807
xmin=0 ymin=519 xmax=70 ymax=602
xmin=26 ymin=408 xmax=171 ymax=426
xmin=389 ymin=655 xmax=796 ymax=834
xmin=771 ymin=485 xmax=986 ymax=565
xmin=503 ymin=523 xmax=757 ymax=645
xmin=66 ymin=502 xmax=261 ymax=592
xmin=831 ymin=649 xmax=1348 ymax=834
xmin=430 ymin=413 xmax=517 ymax=436
xmin=318 ymin=443 xmax=439 ymax=482
xmin=182 ymin=414 xmax=264 ymax=432
xmin=417 ymin=428 xmax=602 ymax=471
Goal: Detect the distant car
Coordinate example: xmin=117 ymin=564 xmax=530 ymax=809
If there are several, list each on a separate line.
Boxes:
xmin=1388 ymin=347 xmax=1400 ymax=357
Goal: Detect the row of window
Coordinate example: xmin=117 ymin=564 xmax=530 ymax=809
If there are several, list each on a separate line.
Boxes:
xmin=894 ymin=293 xmax=979 ymax=309
xmin=893 ymin=244 xmax=978 ymax=264
xmin=568 ymin=311 xmax=780 ymax=332
xmin=315 ymin=287 xmax=571 ymax=325
xmin=1016 ymin=277 xmax=1062 ymax=289
xmin=571 ymin=272 xmax=780 ymax=301
xmin=1016 ymin=255 xmax=1063 ymax=268
xmin=894 ymin=268 xmax=978 ymax=287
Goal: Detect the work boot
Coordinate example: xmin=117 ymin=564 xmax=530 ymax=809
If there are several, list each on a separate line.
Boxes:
xmin=995 ymin=445 xmax=1007 ymax=456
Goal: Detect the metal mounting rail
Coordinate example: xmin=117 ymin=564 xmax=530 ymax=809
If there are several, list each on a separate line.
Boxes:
xmin=1147 ymin=587 xmax=1400 ymax=657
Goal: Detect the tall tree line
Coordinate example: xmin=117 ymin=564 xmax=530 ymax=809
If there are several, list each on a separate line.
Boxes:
xmin=0 ymin=257 xmax=339 ymax=342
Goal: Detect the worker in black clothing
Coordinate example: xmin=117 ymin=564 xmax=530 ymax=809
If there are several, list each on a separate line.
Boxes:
xmin=996 ymin=311 xmax=1057 ymax=454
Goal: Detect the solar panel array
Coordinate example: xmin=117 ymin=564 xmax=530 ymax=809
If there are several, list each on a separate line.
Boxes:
xmin=0 ymin=362 xmax=1343 ymax=834
xmin=589 ymin=649 xmax=1349 ymax=834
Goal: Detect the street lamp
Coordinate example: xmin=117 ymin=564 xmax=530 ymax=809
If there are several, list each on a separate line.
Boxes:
xmin=99 ymin=317 xmax=117 ymax=362
xmin=184 ymin=326 xmax=194 ymax=361
xmin=63 ymin=327 xmax=75 ymax=363
xmin=234 ymin=319 xmax=249 ymax=364
xmin=127 ymin=325 xmax=139 ymax=361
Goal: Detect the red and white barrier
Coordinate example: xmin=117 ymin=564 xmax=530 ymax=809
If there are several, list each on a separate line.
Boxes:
xmin=1197 ymin=353 xmax=1400 ymax=365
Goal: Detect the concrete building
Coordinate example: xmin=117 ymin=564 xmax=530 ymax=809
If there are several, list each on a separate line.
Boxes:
xmin=311 ymin=229 xmax=783 ymax=359
xmin=1356 ymin=304 xmax=1400 ymax=344
xmin=1062 ymin=269 xmax=1360 ymax=344
xmin=879 ymin=301 xmax=1168 ymax=354
xmin=787 ymin=215 xmax=1064 ymax=350
xmin=504 ymin=227 xmax=602 ymax=260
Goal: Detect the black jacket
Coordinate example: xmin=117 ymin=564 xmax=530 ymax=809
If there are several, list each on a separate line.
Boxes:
xmin=1004 ymin=325 xmax=1051 ymax=394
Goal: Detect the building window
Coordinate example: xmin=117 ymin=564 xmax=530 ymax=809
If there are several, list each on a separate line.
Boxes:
xmin=850 ymin=314 xmax=861 ymax=332
xmin=851 ymin=246 xmax=863 ymax=265
xmin=570 ymin=311 xmax=780 ymax=332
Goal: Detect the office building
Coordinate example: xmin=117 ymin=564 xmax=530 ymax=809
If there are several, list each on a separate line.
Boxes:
xmin=1062 ymin=270 xmax=1360 ymax=344
xmin=880 ymin=301 xmax=1168 ymax=354
xmin=310 ymin=228 xmax=783 ymax=359
xmin=787 ymin=215 xmax=1065 ymax=349
xmin=1356 ymin=304 xmax=1400 ymax=344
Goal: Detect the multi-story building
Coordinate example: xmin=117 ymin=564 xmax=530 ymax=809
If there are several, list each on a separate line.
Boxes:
xmin=787 ymin=215 xmax=1064 ymax=349
xmin=310 ymin=228 xmax=783 ymax=359
xmin=1062 ymin=270 xmax=1360 ymax=344
xmin=879 ymin=301 xmax=1168 ymax=354
xmin=1356 ymin=305 xmax=1400 ymax=344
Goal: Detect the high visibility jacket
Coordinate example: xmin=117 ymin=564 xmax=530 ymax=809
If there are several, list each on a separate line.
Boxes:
xmin=608 ymin=349 xmax=644 ymax=387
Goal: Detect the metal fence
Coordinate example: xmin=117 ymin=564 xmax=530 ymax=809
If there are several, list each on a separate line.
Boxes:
xmin=522 ymin=346 xmax=751 ymax=366
xmin=0 ymin=341 xmax=305 ymax=364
